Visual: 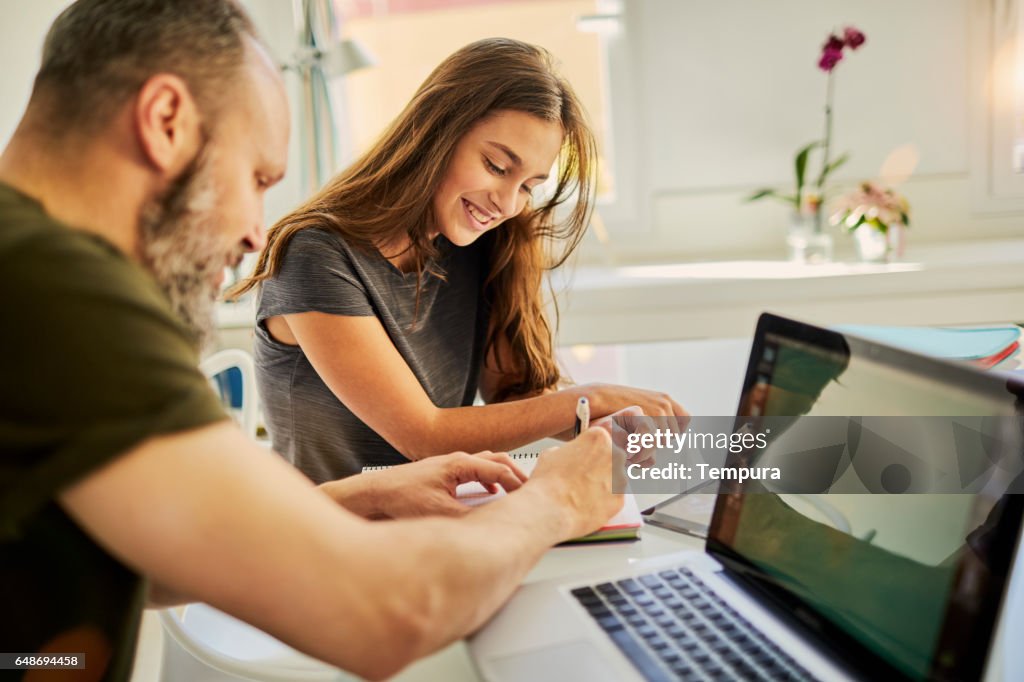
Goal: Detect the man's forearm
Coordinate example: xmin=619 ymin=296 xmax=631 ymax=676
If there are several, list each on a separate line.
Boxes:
xmin=380 ymin=482 xmax=573 ymax=661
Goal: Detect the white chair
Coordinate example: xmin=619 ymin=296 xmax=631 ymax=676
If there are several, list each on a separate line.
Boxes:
xmin=200 ymin=348 xmax=260 ymax=439
xmin=158 ymin=605 xmax=345 ymax=681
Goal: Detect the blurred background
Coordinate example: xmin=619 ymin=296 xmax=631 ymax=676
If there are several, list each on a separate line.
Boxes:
xmin=2 ymin=0 xmax=1021 ymax=347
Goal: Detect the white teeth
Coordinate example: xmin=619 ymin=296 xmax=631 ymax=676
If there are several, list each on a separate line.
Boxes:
xmin=465 ymin=200 xmax=490 ymax=224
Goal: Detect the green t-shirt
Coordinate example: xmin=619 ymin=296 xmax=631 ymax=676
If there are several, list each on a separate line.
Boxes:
xmin=0 ymin=182 xmax=227 ymax=680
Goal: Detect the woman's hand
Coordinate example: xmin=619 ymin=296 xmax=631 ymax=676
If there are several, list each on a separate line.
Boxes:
xmin=581 ymin=383 xmax=690 ymax=421
xmin=321 ymin=451 xmax=529 ymax=519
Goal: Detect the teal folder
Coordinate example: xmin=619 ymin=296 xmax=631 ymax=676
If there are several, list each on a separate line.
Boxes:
xmin=834 ymin=325 xmax=1021 ymax=361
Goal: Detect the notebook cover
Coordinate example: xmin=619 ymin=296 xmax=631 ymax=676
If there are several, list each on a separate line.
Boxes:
xmin=563 ymin=494 xmax=642 ymax=544
xmin=973 ymin=341 xmax=1020 ymax=369
xmin=835 ymin=325 xmax=1021 ymax=361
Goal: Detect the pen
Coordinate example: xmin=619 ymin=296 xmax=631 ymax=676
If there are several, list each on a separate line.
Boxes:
xmin=573 ymin=397 xmax=590 ymax=438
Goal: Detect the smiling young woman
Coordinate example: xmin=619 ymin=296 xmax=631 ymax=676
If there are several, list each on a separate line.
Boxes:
xmin=231 ymin=37 xmax=687 ymax=481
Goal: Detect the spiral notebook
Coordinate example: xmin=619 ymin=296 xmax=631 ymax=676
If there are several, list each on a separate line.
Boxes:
xmin=362 ymin=452 xmax=642 ymax=543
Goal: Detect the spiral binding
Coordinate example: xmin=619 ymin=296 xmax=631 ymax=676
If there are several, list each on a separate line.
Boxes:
xmin=361 ymin=452 xmax=539 ymax=473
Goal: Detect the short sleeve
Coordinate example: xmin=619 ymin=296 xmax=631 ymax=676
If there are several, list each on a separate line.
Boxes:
xmin=0 ymin=233 xmax=227 ymax=538
xmin=257 ymin=228 xmax=376 ymax=321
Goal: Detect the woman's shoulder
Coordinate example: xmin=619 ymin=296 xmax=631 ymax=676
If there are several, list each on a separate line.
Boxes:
xmin=259 ymin=226 xmax=356 ymax=287
xmin=280 ymin=225 xmax=366 ymax=266
xmin=258 ymin=225 xmax=377 ymax=309
xmin=286 ymin=224 xmax=349 ymax=251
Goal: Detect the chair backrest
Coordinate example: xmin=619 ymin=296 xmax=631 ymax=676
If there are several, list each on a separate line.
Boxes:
xmin=200 ymin=349 xmax=259 ymax=439
xmin=159 ymin=605 xmax=339 ymax=681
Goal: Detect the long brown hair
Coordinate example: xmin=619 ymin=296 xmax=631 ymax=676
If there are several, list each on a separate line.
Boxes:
xmin=231 ymin=37 xmax=596 ymax=400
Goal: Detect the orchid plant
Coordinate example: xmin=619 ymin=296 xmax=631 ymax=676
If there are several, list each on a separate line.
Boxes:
xmin=747 ymin=26 xmax=867 ymax=231
xmin=830 ymin=181 xmax=910 ymax=234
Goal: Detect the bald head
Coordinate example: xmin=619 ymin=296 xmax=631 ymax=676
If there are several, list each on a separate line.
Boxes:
xmin=29 ymin=0 xmax=260 ymax=137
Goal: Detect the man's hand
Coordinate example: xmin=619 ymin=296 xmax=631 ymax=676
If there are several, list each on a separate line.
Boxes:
xmin=593 ymin=405 xmax=661 ymax=467
xmin=528 ymin=428 xmax=624 ymax=539
xmin=320 ymin=451 xmax=529 ymax=519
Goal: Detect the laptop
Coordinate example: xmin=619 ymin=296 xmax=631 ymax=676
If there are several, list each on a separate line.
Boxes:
xmin=469 ymin=313 xmax=1024 ymax=681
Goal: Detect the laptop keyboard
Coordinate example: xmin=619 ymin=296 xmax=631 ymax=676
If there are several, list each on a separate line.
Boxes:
xmin=571 ymin=567 xmax=819 ymax=682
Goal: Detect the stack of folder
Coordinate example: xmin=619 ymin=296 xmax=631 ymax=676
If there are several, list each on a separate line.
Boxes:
xmin=835 ymin=324 xmax=1022 ymax=369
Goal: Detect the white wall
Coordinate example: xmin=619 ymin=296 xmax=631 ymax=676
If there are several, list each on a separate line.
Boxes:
xmin=640 ymin=2 xmax=965 ymax=187
xmin=589 ymin=0 xmax=1024 ymax=262
xmin=235 ymin=0 xmax=305 ymax=228
xmin=0 ymin=0 xmax=69 ymax=148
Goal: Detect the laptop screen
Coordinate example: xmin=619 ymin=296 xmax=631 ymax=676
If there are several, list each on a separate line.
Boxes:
xmin=707 ymin=314 xmax=1024 ymax=682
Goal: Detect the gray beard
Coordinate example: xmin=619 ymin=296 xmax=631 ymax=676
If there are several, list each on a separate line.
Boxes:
xmin=137 ymin=149 xmax=237 ymax=351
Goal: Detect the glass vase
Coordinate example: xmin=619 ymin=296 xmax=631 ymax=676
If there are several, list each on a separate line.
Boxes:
xmin=853 ymin=224 xmax=904 ymax=263
xmin=787 ymin=212 xmax=833 ymax=264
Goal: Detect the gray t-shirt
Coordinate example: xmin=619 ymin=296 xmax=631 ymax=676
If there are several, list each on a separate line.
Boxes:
xmin=255 ymin=227 xmax=489 ymax=482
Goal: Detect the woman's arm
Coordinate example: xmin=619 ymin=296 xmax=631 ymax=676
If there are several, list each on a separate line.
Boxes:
xmin=479 ymin=333 xmax=577 ymax=437
xmin=279 ymin=310 xmax=687 ymax=459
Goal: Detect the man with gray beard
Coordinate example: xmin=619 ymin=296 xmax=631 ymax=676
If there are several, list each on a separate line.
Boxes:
xmin=0 ymin=1 xmax=622 ymax=680
xmin=137 ymin=146 xmax=240 ymax=347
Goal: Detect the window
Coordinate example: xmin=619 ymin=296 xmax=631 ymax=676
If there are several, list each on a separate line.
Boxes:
xmin=970 ymin=0 xmax=1024 ymax=210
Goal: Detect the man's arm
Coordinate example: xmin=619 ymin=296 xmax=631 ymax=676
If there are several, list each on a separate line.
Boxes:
xmin=149 ymin=449 xmax=532 ymax=606
xmin=59 ymin=421 xmax=618 ymax=680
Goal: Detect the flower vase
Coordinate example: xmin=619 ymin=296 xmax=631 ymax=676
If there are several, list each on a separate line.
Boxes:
xmin=853 ymin=224 xmax=903 ymax=263
xmin=787 ymin=212 xmax=833 ymax=264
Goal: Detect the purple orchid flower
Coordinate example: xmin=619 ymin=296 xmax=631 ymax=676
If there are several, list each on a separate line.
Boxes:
xmin=824 ymin=34 xmax=845 ymax=52
xmin=818 ymin=47 xmax=843 ymax=72
xmin=843 ymin=26 xmax=866 ymax=49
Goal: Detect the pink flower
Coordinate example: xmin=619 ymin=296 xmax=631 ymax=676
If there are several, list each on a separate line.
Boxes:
xmin=843 ymin=26 xmax=866 ymax=49
xmin=818 ymin=47 xmax=843 ymax=72
xmin=824 ymin=34 xmax=845 ymax=52
xmin=830 ymin=182 xmax=910 ymax=232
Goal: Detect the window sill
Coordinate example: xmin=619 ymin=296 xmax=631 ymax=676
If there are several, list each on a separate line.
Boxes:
xmin=551 ymin=238 xmax=1024 ymax=345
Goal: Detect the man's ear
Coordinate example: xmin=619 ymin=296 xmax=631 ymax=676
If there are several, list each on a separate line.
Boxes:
xmin=133 ymin=74 xmax=202 ymax=177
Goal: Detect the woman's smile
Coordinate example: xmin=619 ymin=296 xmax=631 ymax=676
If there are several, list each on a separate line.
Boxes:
xmin=462 ymin=198 xmax=496 ymax=231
